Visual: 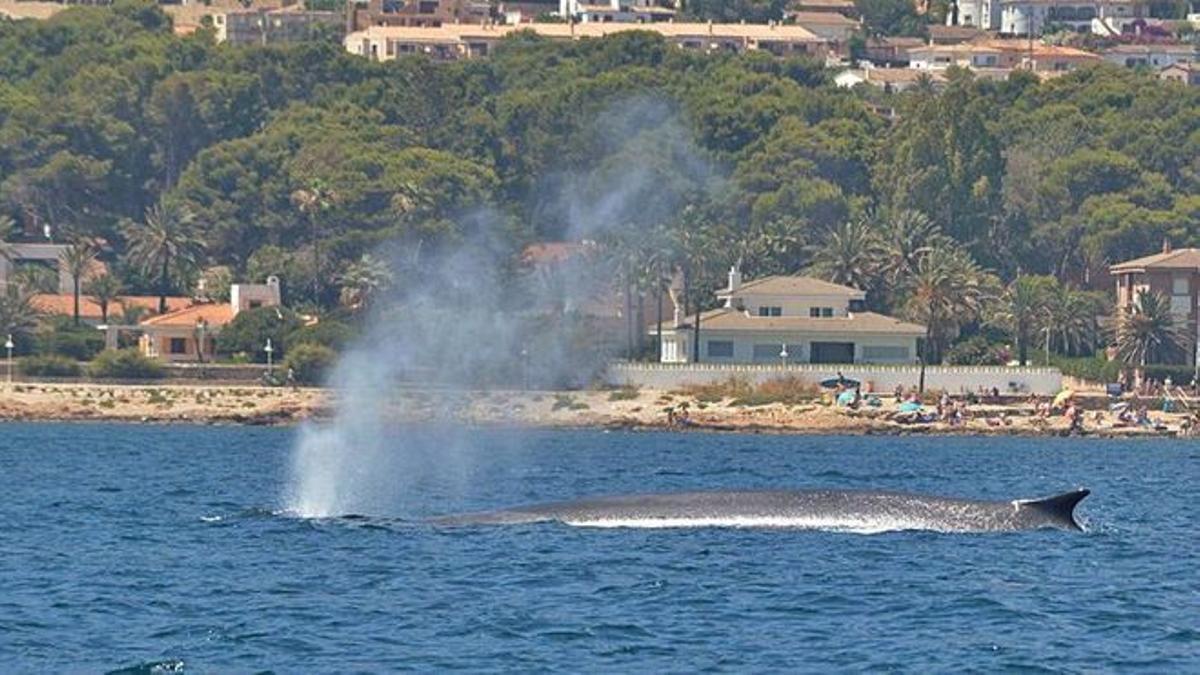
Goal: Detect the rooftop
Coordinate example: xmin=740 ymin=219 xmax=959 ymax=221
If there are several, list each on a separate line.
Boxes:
xmin=1110 ymin=248 xmax=1200 ymax=273
xmin=677 ymin=307 xmax=926 ymax=335
xmin=720 ymin=275 xmax=866 ymax=298
xmin=32 ymin=294 xmax=192 ymax=321
xmin=140 ymin=303 xmax=236 ymax=328
xmin=351 ymin=21 xmax=823 ymax=43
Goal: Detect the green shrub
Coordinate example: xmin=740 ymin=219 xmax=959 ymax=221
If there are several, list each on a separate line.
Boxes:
xmin=286 ymin=320 xmax=354 ymax=351
xmin=36 ymin=319 xmax=105 ymax=360
xmin=1143 ymin=364 xmax=1196 ymax=386
xmin=944 ymin=336 xmax=1010 ymax=366
xmin=282 ymin=343 xmax=335 ymax=385
xmin=216 ymin=306 xmax=303 ymax=363
xmin=1049 ymin=354 xmax=1121 ymax=384
xmin=18 ymin=355 xmax=82 ymax=377
xmin=89 ymin=349 xmax=165 ymax=380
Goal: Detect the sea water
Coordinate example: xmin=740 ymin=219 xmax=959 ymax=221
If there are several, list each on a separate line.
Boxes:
xmin=1 ymin=424 xmax=1196 ymax=672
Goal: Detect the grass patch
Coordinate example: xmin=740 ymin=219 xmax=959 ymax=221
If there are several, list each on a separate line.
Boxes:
xmin=552 ymin=394 xmax=590 ymax=412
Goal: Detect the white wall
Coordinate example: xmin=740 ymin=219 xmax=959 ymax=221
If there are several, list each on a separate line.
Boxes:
xmin=608 ymin=362 xmax=1063 ymax=395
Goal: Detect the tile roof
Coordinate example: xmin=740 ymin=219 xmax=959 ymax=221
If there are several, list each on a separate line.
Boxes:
xmin=1110 ymin=248 xmax=1200 ymax=272
xmin=354 ymin=21 xmax=822 ymax=43
xmin=139 ymin=303 xmax=236 ymax=328
xmin=676 ymin=308 xmax=926 ymax=335
xmin=32 ymin=294 xmax=192 ymax=320
xmin=720 ymin=275 xmax=866 ymax=298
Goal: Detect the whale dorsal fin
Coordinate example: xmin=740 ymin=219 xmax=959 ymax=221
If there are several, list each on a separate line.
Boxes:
xmin=1015 ymin=489 xmax=1090 ymax=530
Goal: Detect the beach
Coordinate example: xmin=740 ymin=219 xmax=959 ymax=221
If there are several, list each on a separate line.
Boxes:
xmin=0 ymin=382 xmax=1189 ymax=437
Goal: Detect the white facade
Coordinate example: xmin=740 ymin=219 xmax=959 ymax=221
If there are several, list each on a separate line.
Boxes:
xmin=657 ymin=269 xmax=925 ymax=366
xmin=999 ymin=0 xmax=1144 ymax=36
xmin=1103 ymin=45 xmax=1197 ymax=69
xmin=951 ymin=0 xmax=1002 ymax=30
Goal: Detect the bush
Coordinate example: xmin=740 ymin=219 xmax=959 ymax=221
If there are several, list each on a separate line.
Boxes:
xmin=1050 ymin=354 xmax=1121 ymax=384
xmin=1143 ymin=364 xmax=1196 ymax=386
xmin=18 ymin=355 xmax=82 ymax=377
xmin=36 ymin=318 xmax=105 ymax=360
xmin=286 ymin=320 xmax=354 ymax=351
xmin=282 ymin=343 xmax=335 ymax=385
xmin=216 ymin=306 xmax=303 ymax=363
xmin=88 ymin=349 xmax=165 ymax=380
xmin=607 ymin=386 xmax=640 ymax=401
xmin=944 ymin=336 xmax=1010 ymax=366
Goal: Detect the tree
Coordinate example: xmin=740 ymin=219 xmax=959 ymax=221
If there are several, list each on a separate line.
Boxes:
xmin=1115 ymin=290 xmax=1187 ymax=382
xmin=900 ymin=247 xmax=995 ymax=364
xmin=338 ymin=253 xmax=393 ymax=312
xmin=985 ymin=275 xmax=1056 ymax=366
xmin=290 ymin=180 xmax=336 ymax=306
xmin=59 ymin=239 xmax=98 ymax=326
xmin=122 ymin=202 xmax=204 ymax=314
xmin=805 ymin=216 xmax=885 ymax=294
xmin=0 ymin=285 xmax=40 ymax=349
xmin=85 ymin=273 xmax=123 ymax=324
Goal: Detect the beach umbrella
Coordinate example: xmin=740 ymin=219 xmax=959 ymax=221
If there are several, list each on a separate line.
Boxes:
xmin=1053 ymin=389 xmax=1075 ymax=408
xmin=820 ymin=376 xmax=860 ymax=389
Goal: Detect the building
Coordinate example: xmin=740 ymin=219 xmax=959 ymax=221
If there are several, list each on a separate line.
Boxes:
xmin=136 ymin=277 xmax=281 ymax=362
xmin=211 ymin=6 xmax=343 ymax=46
xmin=786 ymin=0 xmax=859 ymax=19
xmin=346 ymin=0 xmax=491 ymax=32
xmin=1102 ymin=44 xmax=1197 ymax=69
xmin=0 ymin=242 xmax=96 ymax=296
xmin=949 ymin=0 xmax=1003 ymax=30
xmin=1110 ymin=244 xmax=1200 ymax=365
xmin=834 ymin=67 xmax=948 ymax=92
xmin=345 ymin=21 xmax=829 ymax=61
xmin=907 ymin=39 xmax=1102 ymax=73
xmin=33 ymin=294 xmax=191 ymax=325
xmin=656 ymin=268 xmax=925 ymax=365
xmin=1159 ymin=61 xmax=1200 ymax=86
xmin=785 ymin=11 xmax=859 ymax=44
xmin=861 ymin=36 xmax=926 ymax=66
xmin=928 ymin=25 xmax=988 ymax=44
xmin=997 ymin=0 xmax=1146 ymax=36
xmin=558 ymin=0 xmax=676 ymax=23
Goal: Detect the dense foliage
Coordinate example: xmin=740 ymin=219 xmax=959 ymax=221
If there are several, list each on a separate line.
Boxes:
xmin=2 ymin=3 xmax=1198 ymax=364
xmin=88 ymin=348 xmax=165 ymax=379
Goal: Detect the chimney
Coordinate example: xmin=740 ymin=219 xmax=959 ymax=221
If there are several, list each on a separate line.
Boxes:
xmin=1163 ymin=238 xmax=1172 ymax=254
xmin=728 ymin=265 xmax=742 ymax=293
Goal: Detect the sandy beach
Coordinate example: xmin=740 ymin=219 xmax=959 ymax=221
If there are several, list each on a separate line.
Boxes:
xmin=0 ymin=381 xmax=1191 ymax=438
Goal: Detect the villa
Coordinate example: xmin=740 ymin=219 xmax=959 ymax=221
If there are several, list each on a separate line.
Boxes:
xmin=655 ymin=268 xmax=925 ymax=365
xmin=130 ymin=277 xmax=282 ymax=363
xmin=1110 ymin=243 xmax=1200 ymax=365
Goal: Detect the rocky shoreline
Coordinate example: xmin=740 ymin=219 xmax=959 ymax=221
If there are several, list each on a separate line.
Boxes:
xmin=0 ymin=382 xmax=1191 ymax=438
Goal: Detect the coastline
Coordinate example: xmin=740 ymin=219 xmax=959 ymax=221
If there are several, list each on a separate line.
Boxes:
xmin=0 ymin=382 xmax=1191 ymax=438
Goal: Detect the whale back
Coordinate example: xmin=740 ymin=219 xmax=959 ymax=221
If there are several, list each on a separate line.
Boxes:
xmin=1013 ymin=489 xmax=1090 ymax=531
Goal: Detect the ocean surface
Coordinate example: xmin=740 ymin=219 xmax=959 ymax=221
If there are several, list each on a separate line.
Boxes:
xmin=1 ymin=423 xmax=1197 ymax=673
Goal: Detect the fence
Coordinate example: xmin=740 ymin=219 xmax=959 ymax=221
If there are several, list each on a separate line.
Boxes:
xmin=606 ymin=361 xmax=1063 ymax=395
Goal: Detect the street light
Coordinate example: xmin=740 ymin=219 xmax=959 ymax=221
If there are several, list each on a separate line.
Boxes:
xmin=5 ymin=334 xmax=13 ymax=384
xmin=265 ymin=338 xmax=275 ymax=377
xmin=780 ymin=343 xmax=789 ymax=368
xmin=520 ymin=348 xmax=530 ymax=390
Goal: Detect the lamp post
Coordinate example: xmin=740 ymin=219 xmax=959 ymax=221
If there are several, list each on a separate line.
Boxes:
xmin=195 ymin=319 xmax=208 ymax=365
xmin=5 ymin=334 xmax=13 ymax=384
xmin=520 ymin=348 xmax=530 ymax=390
xmin=779 ymin=343 xmax=789 ymax=368
xmin=265 ymin=338 xmax=275 ymax=377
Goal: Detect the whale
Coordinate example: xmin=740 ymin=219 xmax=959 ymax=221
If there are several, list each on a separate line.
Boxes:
xmin=431 ymin=488 xmax=1090 ymax=533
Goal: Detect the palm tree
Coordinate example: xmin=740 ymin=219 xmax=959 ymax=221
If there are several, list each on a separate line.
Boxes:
xmin=670 ymin=209 xmax=729 ymax=364
xmin=0 ymin=285 xmax=40 ymax=346
xmin=291 ymin=180 xmax=336 ymax=305
xmin=1045 ymin=286 xmax=1105 ymax=357
xmin=122 ymin=202 xmax=204 ymax=313
xmin=986 ymin=275 xmax=1054 ymax=366
xmin=805 ymin=216 xmax=885 ymax=293
xmin=85 ymin=273 xmax=123 ymax=324
xmin=877 ymin=209 xmax=950 ymax=287
xmin=338 ymin=254 xmax=393 ymax=311
xmin=59 ymin=239 xmax=98 ymax=326
xmin=901 ymin=247 xmax=995 ymax=364
xmin=1115 ymin=290 xmax=1187 ymax=383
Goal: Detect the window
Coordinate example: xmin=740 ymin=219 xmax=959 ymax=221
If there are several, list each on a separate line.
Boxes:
xmin=849 ymin=299 xmax=865 ymax=313
xmin=810 ymin=307 xmax=834 ymax=318
xmin=862 ymin=345 xmax=910 ymax=362
xmin=1173 ymin=275 xmax=1189 ymax=295
xmin=757 ymin=306 xmax=782 ymax=317
xmin=707 ymin=340 xmax=734 ymax=358
xmin=169 ymin=338 xmax=188 ymax=355
xmin=249 ymin=300 xmax=263 ymax=309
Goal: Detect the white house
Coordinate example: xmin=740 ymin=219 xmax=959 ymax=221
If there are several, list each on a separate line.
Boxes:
xmin=997 ymin=0 xmax=1145 ymax=36
xmin=656 ymin=269 xmax=925 ymax=365
xmin=1102 ymin=44 xmax=1197 ymax=69
xmin=135 ymin=277 xmax=283 ymax=362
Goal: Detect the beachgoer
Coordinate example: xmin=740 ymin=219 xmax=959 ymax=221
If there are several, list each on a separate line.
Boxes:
xmin=286 ymin=367 xmax=297 ymax=390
